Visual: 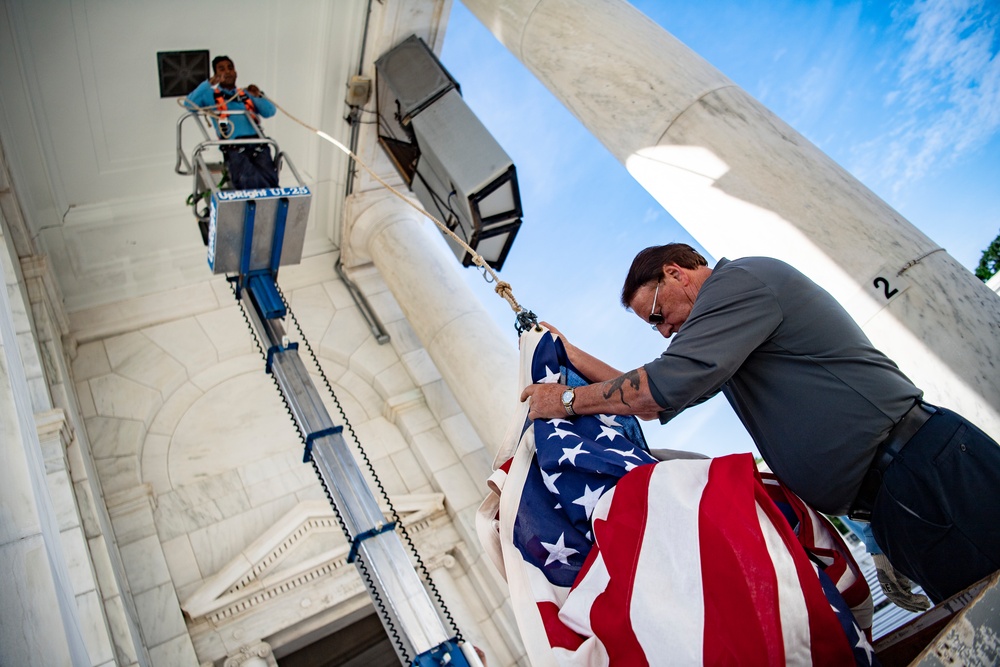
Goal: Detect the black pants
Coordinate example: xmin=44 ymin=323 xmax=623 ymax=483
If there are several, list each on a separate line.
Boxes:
xmin=871 ymin=405 xmax=1000 ymax=602
xmin=222 ymin=143 xmax=279 ymax=190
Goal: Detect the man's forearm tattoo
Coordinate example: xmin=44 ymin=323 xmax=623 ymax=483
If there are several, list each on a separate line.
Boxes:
xmin=602 ymin=370 xmax=641 ymax=407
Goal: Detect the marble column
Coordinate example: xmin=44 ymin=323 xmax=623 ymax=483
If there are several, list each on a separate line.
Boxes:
xmin=459 ymin=0 xmax=1000 ymax=436
xmin=347 ymin=191 xmax=518 ymax=456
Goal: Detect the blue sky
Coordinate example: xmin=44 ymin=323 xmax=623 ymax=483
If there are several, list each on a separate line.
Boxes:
xmin=439 ymin=0 xmax=1000 ymax=457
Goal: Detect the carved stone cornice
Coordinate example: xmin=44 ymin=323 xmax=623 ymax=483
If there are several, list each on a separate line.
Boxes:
xmin=183 ymin=494 xmax=451 ymax=623
xmin=222 ymin=640 xmax=275 ymax=667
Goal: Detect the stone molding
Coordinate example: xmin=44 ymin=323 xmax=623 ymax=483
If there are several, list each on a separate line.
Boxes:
xmin=105 ymin=483 xmax=155 ymax=515
xmin=222 ymin=640 xmax=276 ymax=667
xmin=183 ymin=494 xmax=447 ymax=623
xmin=383 ymin=388 xmax=426 ymax=423
xmin=423 ymin=552 xmax=457 ymax=572
xmin=64 ymin=252 xmax=340 ymax=346
xmin=20 ymin=254 xmax=69 ymax=337
xmin=35 ymin=407 xmax=72 ymax=447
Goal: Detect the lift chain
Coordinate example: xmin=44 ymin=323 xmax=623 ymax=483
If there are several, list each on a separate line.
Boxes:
xmin=275 ymin=283 xmax=464 ymax=644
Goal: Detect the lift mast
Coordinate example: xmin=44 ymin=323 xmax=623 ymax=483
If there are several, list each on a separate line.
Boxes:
xmin=176 ymin=113 xmax=478 ymax=667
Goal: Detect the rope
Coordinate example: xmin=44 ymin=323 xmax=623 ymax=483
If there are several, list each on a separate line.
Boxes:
xmin=266 ymin=97 xmax=527 ymax=316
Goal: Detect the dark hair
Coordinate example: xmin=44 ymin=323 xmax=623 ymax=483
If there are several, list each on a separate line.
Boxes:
xmin=620 ymin=243 xmax=708 ymax=307
xmin=212 ymin=55 xmax=233 ymax=73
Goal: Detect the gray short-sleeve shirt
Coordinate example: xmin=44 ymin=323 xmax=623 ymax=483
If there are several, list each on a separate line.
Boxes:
xmin=644 ymin=257 xmax=921 ymax=514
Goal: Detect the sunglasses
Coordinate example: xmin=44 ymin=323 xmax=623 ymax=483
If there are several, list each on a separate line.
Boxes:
xmin=648 ymin=281 xmax=664 ymax=329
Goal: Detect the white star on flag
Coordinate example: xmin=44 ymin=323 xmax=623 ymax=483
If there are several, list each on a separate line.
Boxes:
xmin=540 ymin=366 xmax=561 ymax=383
xmin=559 ymin=443 xmax=587 ymax=466
xmin=596 ymin=425 xmax=622 ymax=441
xmin=608 ymin=447 xmax=642 ymax=460
xmin=572 ymin=484 xmax=606 ymax=519
xmin=541 ymin=470 xmax=562 ymax=495
xmin=597 ymin=414 xmax=621 ymax=427
xmin=624 ymin=461 xmax=639 ymax=472
xmin=855 ymin=629 xmax=874 ymax=662
xmin=541 ymin=533 xmax=578 ymax=566
xmin=547 ymin=418 xmax=573 ymax=428
xmin=548 ymin=427 xmax=579 ymax=440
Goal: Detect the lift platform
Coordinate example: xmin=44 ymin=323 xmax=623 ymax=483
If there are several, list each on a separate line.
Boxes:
xmin=175 ymin=107 xmax=312 ymax=256
xmin=176 ymin=109 xmax=480 ymax=667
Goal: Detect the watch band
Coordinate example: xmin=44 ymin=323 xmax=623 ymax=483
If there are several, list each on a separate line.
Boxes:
xmin=561 ymin=387 xmax=576 ymax=417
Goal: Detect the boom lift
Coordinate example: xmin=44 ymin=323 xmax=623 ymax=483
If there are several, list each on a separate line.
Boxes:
xmin=176 ymin=109 xmax=480 ymax=667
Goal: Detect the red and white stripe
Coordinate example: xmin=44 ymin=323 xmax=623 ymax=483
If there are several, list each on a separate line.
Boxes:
xmin=496 ymin=454 xmax=862 ymax=666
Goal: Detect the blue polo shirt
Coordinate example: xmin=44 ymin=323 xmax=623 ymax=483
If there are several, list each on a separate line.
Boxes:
xmin=184 ymin=80 xmax=276 ymax=139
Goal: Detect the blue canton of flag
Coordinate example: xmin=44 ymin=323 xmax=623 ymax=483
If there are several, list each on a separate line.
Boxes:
xmin=513 ymin=333 xmax=657 ymax=587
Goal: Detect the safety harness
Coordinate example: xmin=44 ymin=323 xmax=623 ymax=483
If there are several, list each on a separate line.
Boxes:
xmin=213 ymin=86 xmax=260 ymax=138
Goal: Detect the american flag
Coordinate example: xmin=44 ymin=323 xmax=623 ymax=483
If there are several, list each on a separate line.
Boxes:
xmin=478 ymin=330 xmax=875 ymax=666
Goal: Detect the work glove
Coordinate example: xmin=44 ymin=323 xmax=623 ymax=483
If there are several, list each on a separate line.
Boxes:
xmin=872 ymin=553 xmax=932 ymax=612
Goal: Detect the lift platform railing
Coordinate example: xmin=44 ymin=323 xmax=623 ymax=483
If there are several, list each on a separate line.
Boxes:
xmin=175 ymin=106 xmax=272 ymax=175
xmin=176 ymin=109 xmax=312 ymax=277
xmin=175 ymin=109 xmax=308 ymax=206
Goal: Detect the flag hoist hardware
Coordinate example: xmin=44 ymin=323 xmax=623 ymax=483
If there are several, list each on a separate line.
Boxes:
xmin=176 ymin=107 xmax=482 ymax=667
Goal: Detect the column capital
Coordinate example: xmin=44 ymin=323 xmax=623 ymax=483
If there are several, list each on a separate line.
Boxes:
xmin=223 ymin=640 xmax=276 ymax=667
xmin=424 ymin=551 xmax=457 ymax=572
xmin=343 ymin=190 xmax=426 ymax=269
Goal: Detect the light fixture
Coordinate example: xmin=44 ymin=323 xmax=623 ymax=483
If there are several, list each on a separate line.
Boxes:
xmin=375 ymin=35 xmax=523 ymax=269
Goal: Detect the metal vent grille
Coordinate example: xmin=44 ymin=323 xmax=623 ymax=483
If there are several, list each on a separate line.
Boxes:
xmin=157 ymin=50 xmax=209 ymax=98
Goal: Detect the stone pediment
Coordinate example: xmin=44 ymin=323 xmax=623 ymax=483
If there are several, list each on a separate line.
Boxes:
xmin=182 ymin=494 xmax=445 ymax=622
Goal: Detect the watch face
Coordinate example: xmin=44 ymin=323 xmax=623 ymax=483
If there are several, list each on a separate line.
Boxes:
xmin=561 ymin=389 xmax=574 ymax=404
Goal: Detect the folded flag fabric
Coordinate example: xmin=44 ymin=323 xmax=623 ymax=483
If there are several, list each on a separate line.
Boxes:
xmin=478 ymin=329 xmax=875 ymax=666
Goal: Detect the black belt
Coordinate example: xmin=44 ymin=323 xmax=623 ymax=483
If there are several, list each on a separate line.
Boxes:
xmin=221 ymin=141 xmax=266 ymax=153
xmin=848 ymin=400 xmax=936 ymax=522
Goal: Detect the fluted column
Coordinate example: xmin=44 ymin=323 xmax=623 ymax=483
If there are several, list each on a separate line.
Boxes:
xmin=460 ymin=0 xmax=1000 ymax=436
xmin=347 ymin=191 xmax=518 ymax=455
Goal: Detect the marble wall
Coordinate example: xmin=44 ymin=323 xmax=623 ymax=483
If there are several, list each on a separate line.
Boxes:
xmin=67 ymin=252 xmax=521 ymax=666
xmin=2 ymin=168 xmax=124 ymax=666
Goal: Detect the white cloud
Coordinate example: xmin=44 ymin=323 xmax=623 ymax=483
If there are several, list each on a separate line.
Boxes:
xmin=852 ymin=0 xmax=1000 ymax=195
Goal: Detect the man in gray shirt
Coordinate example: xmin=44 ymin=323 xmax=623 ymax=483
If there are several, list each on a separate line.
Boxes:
xmin=522 ymin=243 xmax=1000 ymax=603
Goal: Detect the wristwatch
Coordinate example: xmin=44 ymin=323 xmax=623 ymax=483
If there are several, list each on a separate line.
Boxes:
xmin=561 ymin=387 xmax=576 ymax=417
